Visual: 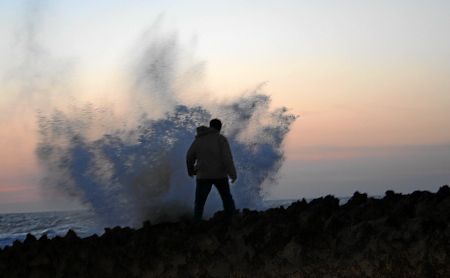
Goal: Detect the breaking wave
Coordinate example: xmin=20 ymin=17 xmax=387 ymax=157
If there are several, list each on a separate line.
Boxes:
xmin=35 ymin=23 xmax=296 ymax=227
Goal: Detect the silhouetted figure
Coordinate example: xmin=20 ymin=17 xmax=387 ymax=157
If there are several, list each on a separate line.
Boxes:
xmin=186 ymin=119 xmax=237 ymax=222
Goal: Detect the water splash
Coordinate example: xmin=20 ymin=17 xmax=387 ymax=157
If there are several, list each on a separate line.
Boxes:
xmin=35 ymin=24 xmax=297 ymax=228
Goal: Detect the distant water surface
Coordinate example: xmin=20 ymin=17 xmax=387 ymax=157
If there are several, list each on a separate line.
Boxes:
xmin=0 ymin=210 xmax=100 ymax=249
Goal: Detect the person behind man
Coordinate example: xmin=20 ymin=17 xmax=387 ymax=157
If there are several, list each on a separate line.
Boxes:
xmin=186 ymin=119 xmax=237 ymax=222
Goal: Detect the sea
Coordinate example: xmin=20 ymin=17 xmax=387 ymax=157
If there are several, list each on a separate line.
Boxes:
xmin=0 ymin=210 xmax=101 ymax=249
xmin=0 ymin=198 xmax=354 ymax=249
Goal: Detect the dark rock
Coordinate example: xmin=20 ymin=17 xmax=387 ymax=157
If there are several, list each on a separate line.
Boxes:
xmin=1 ymin=186 xmax=450 ymax=277
xmin=344 ymin=191 xmax=368 ymax=209
xmin=24 ymin=234 xmax=37 ymax=245
xmin=437 ymin=185 xmax=450 ymax=202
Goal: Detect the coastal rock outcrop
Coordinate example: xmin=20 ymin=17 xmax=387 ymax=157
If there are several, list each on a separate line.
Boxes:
xmin=1 ymin=186 xmax=450 ymax=277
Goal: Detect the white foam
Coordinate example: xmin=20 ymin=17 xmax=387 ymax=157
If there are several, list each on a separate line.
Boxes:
xmin=35 ymin=23 xmax=297 ymax=228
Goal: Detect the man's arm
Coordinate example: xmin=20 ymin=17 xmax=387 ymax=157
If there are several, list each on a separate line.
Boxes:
xmin=186 ymin=141 xmax=197 ymax=177
xmin=220 ymin=136 xmax=237 ymax=182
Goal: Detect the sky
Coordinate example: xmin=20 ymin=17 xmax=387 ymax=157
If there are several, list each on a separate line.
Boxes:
xmin=0 ymin=0 xmax=449 ymax=213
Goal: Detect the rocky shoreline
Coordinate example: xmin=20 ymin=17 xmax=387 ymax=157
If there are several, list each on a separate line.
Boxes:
xmin=1 ymin=186 xmax=450 ymax=277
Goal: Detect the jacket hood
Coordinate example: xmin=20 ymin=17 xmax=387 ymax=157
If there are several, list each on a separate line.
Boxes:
xmin=196 ymin=126 xmax=219 ymax=137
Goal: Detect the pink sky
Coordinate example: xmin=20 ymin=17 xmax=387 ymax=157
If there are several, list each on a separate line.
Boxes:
xmin=0 ymin=1 xmax=449 ymax=213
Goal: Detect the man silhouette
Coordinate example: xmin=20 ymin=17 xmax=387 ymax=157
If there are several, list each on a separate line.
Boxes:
xmin=186 ymin=119 xmax=237 ymax=222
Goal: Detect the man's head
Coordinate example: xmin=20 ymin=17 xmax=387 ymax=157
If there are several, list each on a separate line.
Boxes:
xmin=209 ymin=118 xmax=222 ymax=131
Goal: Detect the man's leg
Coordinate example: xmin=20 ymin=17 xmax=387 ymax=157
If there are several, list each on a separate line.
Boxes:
xmin=214 ymin=178 xmax=236 ymax=218
xmin=194 ymin=179 xmax=213 ymax=222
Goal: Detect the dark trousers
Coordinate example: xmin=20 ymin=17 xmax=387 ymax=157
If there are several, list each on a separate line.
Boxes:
xmin=194 ymin=178 xmax=236 ymax=222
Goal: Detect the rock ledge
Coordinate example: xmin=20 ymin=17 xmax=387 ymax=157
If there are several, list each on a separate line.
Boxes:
xmin=2 ymin=186 xmax=450 ymax=277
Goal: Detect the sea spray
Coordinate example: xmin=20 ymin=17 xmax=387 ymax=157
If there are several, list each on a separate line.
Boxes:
xmin=37 ymin=99 xmax=296 ymax=227
xmin=35 ymin=23 xmax=297 ymax=228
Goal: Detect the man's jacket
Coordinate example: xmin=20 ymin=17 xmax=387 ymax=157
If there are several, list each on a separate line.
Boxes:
xmin=186 ymin=126 xmax=237 ymax=180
